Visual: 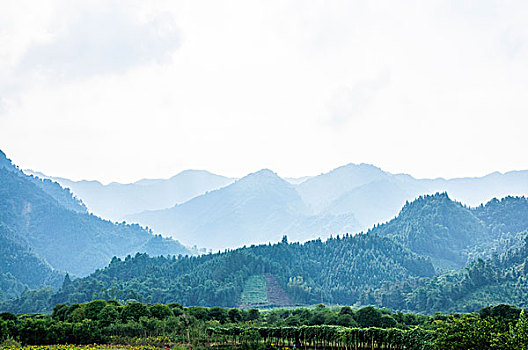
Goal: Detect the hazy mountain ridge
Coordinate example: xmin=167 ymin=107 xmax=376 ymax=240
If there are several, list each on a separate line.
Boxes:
xmin=124 ymin=163 xmax=528 ymax=250
xmin=128 ymin=169 xmax=362 ymax=249
xmin=26 ymin=169 xmax=235 ymax=220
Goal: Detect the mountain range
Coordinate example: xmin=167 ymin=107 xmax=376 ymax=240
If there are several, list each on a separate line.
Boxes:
xmin=126 ymin=164 xmax=527 ymax=250
xmin=31 ymin=162 xmax=528 ymax=251
xmin=0 ymin=150 xmax=191 ymax=300
xmin=3 ymin=193 xmax=528 ymax=314
xmin=25 ymin=169 xmax=235 ymax=221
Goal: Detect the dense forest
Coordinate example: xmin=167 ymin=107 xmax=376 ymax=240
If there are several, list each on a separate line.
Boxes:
xmin=2 ymin=301 xmax=528 ymax=350
xmin=0 ymin=232 xmax=434 ymax=313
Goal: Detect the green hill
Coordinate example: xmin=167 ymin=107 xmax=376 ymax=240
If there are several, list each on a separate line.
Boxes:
xmin=1 ymin=232 xmax=434 ymax=313
xmin=373 ymin=193 xmax=528 ymax=271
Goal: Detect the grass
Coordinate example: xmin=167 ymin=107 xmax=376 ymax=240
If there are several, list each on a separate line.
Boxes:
xmin=240 ymin=275 xmax=268 ymax=306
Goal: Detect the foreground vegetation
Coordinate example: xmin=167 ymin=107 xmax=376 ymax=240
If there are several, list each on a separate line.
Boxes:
xmin=2 ymin=301 xmax=528 ymax=349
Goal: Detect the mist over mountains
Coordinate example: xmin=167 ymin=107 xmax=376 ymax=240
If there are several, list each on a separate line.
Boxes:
xmin=26 ymin=169 xmax=234 ymax=221
xmin=32 ymin=160 xmax=528 ymax=251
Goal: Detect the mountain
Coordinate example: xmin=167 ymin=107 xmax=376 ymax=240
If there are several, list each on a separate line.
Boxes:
xmin=322 ymin=175 xmax=430 ymax=228
xmin=372 ymin=193 xmax=490 ymax=270
xmin=26 ymin=169 xmax=234 ymax=221
xmin=1 ymin=150 xmax=87 ymax=214
xmin=0 ymin=150 xmax=192 ymax=299
xmin=126 ymin=169 xmax=361 ymax=250
xmin=377 ymin=232 xmax=528 ymax=314
xmin=371 ymin=194 xmax=528 ymax=271
xmin=28 ymin=160 xmax=528 ymax=251
xmin=365 ymin=196 xmax=528 ymax=313
xmin=296 ymin=163 xmax=390 ymax=214
xmin=298 ymin=164 xmax=528 ymax=230
xmin=0 ymin=223 xmax=63 ymax=300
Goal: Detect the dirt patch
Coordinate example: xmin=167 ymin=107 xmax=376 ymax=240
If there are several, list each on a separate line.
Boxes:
xmin=264 ymin=273 xmax=293 ymax=307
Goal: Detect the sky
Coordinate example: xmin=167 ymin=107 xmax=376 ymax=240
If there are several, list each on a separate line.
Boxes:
xmin=1 ymin=0 xmax=527 ymax=184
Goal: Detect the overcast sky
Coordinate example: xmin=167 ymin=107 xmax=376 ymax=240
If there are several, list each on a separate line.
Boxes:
xmin=1 ymin=0 xmax=527 ymax=183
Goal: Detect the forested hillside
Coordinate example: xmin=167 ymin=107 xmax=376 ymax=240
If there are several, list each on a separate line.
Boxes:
xmin=0 ymin=150 xmax=191 ymax=300
xmin=0 ymin=232 xmax=434 ymax=313
xmin=0 ymin=150 xmax=87 ymax=213
xmin=0 ymin=224 xmax=63 ymax=300
xmin=376 ymin=233 xmax=528 ymax=314
xmin=371 ymin=193 xmax=528 ymax=271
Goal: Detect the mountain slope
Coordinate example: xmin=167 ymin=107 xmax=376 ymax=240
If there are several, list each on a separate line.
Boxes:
xmin=0 ymin=150 xmax=192 ymax=283
xmin=323 ymin=175 xmax=431 ymax=227
xmin=127 ymin=169 xmax=361 ymax=249
xmin=1 ymin=150 xmax=87 ymax=214
xmin=0 ymin=223 xmax=63 ymax=300
xmin=371 ymin=194 xmax=528 ymax=271
xmin=296 ymin=163 xmax=389 ymax=213
xmin=371 ymin=193 xmax=490 ymax=270
xmin=28 ymin=169 xmax=234 ymax=220
xmin=376 ymin=232 xmax=528 ymax=314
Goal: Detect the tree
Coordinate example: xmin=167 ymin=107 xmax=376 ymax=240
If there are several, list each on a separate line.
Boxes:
xmin=209 ymin=307 xmax=228 ymax=323
xmin=511 ymin=310 xmax=528 ymax=349
xmin=84 ymin=300 xmax=107 ymax=320
xmin=121 ymin=302 xmax=150 ymax=322
xmin=228 ymin=308 xmax=243 ymax=323
xmin=355 ymin=306 xmax=384 ymax=327
xmin=150 ymin=304 xmax=174 ymax=320
xmin=246 ymin=309 xmax=260 ymax=321
xmin=98 ymin=305 xmax=119 ymax=326
xmin=337 ymin=313 xmax=358 ymax=327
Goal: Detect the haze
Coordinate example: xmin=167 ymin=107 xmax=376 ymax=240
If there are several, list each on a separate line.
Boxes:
xmin=1 ymin=0 xmax=527 ymax=183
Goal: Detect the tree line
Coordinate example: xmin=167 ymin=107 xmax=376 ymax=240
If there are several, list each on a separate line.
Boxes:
xmin=2 ymin=301 xmax=528 ymax=349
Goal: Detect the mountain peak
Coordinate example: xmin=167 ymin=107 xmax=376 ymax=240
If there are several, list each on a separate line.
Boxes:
xmin=0 ymin=149 xmax=17 ymax=171
xmin=241 ymin=168 xmax=280 ymax=180
xmin=233 ymin=169 xmax=288 ymax=188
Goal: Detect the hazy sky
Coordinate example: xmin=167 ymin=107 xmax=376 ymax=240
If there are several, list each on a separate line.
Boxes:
xmin=1 ymin=0 xmax=527 ymax=183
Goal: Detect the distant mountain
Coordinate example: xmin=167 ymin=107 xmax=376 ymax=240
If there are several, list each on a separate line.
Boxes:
xmin=0 ymin=150 xmax=192 ymax=300
xmin=26 ymin=169 xmax=234 ymax=221
xmin=127 ymin=169 xmax=361 ymax=250
xmin=296 ymin=163 xmax=389 ymax=213
xmin=23 ymin=156 xmax=528 ymax=253
xmin=421 ymin=171 xmax=528 ymax=207
xmin=297 ymin=164 xmax=528 ymax=230
xmin=322 ymin=175 xmax=430 ymax=228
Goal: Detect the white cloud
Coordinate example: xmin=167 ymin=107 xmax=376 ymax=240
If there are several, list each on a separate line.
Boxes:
xmin=0 ymin=0 xmax=527 ymax=183
xmin=17 ymin=1 xmax=180 ymax=80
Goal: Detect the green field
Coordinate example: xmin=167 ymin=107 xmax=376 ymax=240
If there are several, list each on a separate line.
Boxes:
xmin=240 ymin=275 xmax=268 ymax=306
